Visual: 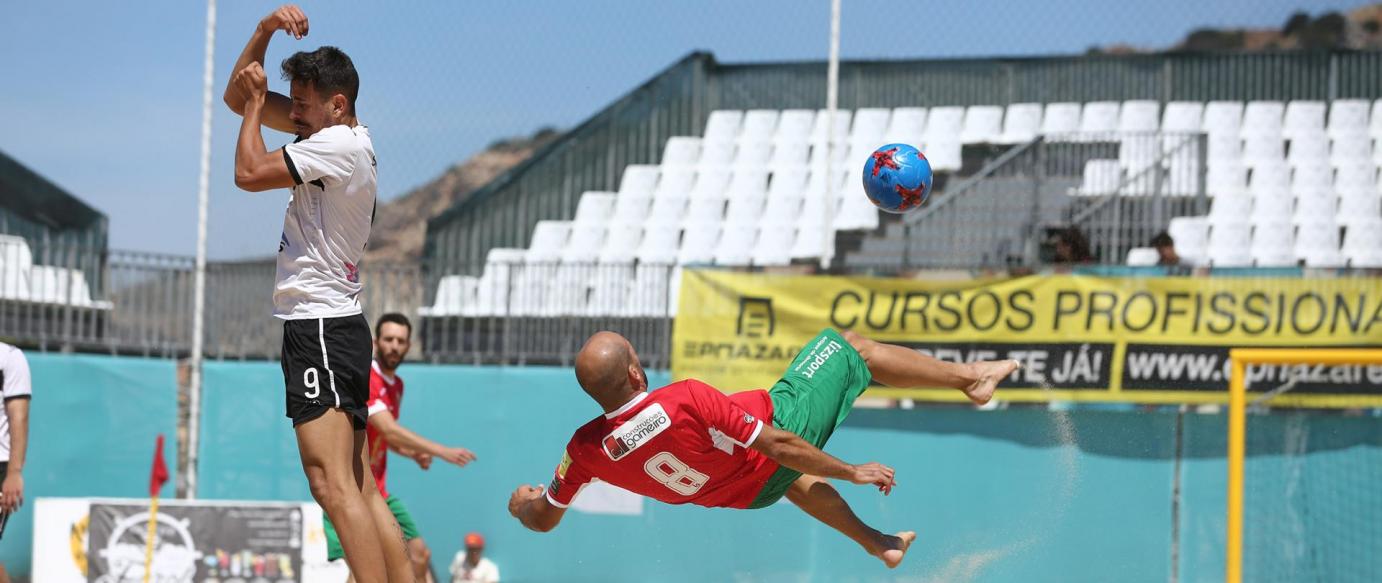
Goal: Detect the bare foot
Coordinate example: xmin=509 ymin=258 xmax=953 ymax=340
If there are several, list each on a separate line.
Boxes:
xmin=962 ymin=359 xmax=1021 ymax=405
xmin=875 ymin=531 xmax=917 ymax=568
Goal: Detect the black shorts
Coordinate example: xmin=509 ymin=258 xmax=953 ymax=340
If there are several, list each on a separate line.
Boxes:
xmin=281 ymin=314 xmax=371 ymax=430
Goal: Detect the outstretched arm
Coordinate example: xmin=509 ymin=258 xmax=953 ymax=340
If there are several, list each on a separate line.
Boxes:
xmin=750 ymin=424 xmax=896 ymax=494
xmin=508 ymin=484 xmax=566 ymax=532
xmin=368 ymin=411 xmax=476 ymax=468
xmin=222 ymin=4 xmax=305 ymax=134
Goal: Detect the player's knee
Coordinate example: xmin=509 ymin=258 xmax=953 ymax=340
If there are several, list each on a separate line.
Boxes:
xmin=412 ymin=540 xmax=431 ymax=565
xmin=303 ymin=468 xmax=355 ymax=513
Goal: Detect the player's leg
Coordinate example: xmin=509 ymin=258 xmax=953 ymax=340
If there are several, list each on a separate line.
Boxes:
xmin=785 ymin=474 xmax=915 ymax=568
xmin=358 ymin=445 xmax=418 ymax=582
xmin=405 ymin=537 xmax=434 ymax=583
xmin=840 ymin=330 xmax=1019 ymax=405
xmin=0 ymin=562 xmax=10 ymax=583
xmin=296 ymin=411 xmax=389 ymax=583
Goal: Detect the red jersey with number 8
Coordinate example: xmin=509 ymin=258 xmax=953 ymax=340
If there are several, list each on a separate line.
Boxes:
xmin=547 ymin=380 xmax=779 ymax=509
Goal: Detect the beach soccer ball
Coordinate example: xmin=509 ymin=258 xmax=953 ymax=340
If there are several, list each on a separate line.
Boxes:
xmin=861 ymin=143 xmax=933 ymax=213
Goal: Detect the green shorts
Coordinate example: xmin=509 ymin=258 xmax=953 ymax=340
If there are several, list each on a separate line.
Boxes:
xmin=747 ymin=329 xmax=873 ymax=509
xmin=324 ymin=494 xmax=420 ymax=562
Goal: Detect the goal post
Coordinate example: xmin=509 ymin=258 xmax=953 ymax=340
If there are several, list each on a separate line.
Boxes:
xmin=1226 ymin=348 xmax=1382 ymax=583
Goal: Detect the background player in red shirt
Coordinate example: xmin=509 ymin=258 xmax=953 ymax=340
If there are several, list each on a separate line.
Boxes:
xmin=508 ymin=328 xmax=1019 ymax=569
xmin=325 ymin=314 xmax=478 ymax=582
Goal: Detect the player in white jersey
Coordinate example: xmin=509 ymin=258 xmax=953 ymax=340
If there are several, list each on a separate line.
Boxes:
xmin=0 ymin=342 xmax=30 ymax=583
xmin=223 ymin=5 xmax=411 ymax=582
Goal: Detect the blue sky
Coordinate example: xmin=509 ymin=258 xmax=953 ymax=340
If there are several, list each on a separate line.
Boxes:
xmin=0 ymin=0 xmax=1364 ymax=258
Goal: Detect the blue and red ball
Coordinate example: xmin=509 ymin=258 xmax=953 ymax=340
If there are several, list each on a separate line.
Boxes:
xmin=861 ymin=143 xmax=933 ymax=213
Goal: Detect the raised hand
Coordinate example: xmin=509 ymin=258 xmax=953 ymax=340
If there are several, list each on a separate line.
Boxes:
xmin=508 ymin=484 xmax=545 ymax=517
xmin=260 ymin=4 xmax=309 ymax=40
xmin=232 ymin=62 xmax=268 ymax=106
xmin=439 ymin=446 xmax=477 ymax=468
xmin=848 ymin=462 xmax=897 ymax=495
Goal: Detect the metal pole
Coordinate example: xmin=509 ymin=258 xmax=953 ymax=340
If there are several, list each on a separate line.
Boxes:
xmin=1225 ymin=356 xmax=1245 ymax=583
xmin=186 ymin=0 xmax=216 ymax=501
xmin=821 ymin=0 xmax=841 ymax=269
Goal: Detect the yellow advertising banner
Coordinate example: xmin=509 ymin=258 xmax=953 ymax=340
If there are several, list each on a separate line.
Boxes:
xmin=671 ymin=270 xmax=1382 ymax=407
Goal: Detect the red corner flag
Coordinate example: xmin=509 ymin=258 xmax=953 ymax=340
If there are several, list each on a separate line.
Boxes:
xmin=149 ymin=434 xmax=169 ymax=497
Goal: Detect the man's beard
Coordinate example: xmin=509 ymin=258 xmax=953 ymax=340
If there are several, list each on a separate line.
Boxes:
xmin=381 ymin=353 xmax=403 ymax=369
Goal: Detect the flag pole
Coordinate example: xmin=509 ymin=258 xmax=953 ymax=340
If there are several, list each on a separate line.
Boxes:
xmin=143 ymin=434 xmax=168 ymax=583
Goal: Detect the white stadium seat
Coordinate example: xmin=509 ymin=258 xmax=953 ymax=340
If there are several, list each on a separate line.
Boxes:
xmin=1330 ymin=134 xmax=1372 ymax=166
xmin=739 ymin=110 xmax=780 ymax=143
xmin=1250 ymin=193 xmax=1293 ymax=225
xmin=609 ymin=191 xmax=652 ymax=225
xmin=1343 ymin=218 xmax=1382 ymax=267
xmin=810 ymin=109 xmax=852 ymax=145
xmin=636 ymin=226 xmax=681 ymax=265
xmin=727 ymin=169 xmax=770 ymax=199
xmin=525 ymin=221 xmax=571 ymax=263
xmin=752 ymin=224 xmax=797 ymax=266
xmin=1167 ymin=217 xmax=1210 ymax=266
xmin=678 ymin=222 xmax=721 ymax=265
xmin=1286 ymin=134 xmax=1329 ymax=167
xmin=653 ymin=168 xmax=695 ymax=199
xmin=1335 ymin=164 xmax=1377 ymax=193
xmin=1119 ymin=100 xmax=1160 ymax=133
xmin=1293 ymin=191 xmax=1337 ymax=225
xmin=1041 ymin=102 xmax=1082 ymax=137
xmin=697 ymin=140 xmax=736 ymax=169
xmin=1077 ymin=160 xmax=1122 ymax=196
xmin=618 ymin=165 xmax=659 ymax=197
xmin=1209 ymin=193 xmax=1253 ymax=222
xmin=834 ymin=186 xmax=880 ymax=230
xmin=768 ymin=141 xmax=810 ymax=172
xmin=599 ymin=223 xmax=643 ymax=264
xmin=1125 ymin=247 xmax=1159 ymax=266
xmin=1337 ymin=190 xmax=1382 ymax=227
xmin=703 ymin=110 xmax=744 ymax=143
xmin=714 ymin=226 xmax=757 ymax=266
xmin=1327 ymin=99 xmax=1369 ymax=138
xmin=1294 ymin=220 xmax=1345 ymax=267
xmin=808 ymin=142 xmax=848 ymax=169
xmin=1162 ymin=101 xmax=1204 ymax=132
xmin=1078 ymin=101 xmax=1120 ymax=139
xmin=922 ymin=107 xmax=965 ymax=144
xmin=1282 ymin=101 xmax=1326 ymax=139
xmin=849 ymin=108 xmax=891 ymax=145
xmin=1290 ymin=165 xmax=1332 ymax=194
xmin=1202 ymin=101 xmax=1245 ymax=137
xmin=775 ymin=109 xmax=816 ymax=142
xmin=733 ymin=141 xmax=773 ymax=169
xmin=999 ymin=103 xmax=1042 ymax=144
xmin=882 ymin=107 xmax=927 ymax=145
xmin=645 ymin=193 xmax=689 ymax=226
xmin=723 ymin=191 xmax=768 ymax=226
xmin=1207 ymin=220 xmax=1252 ymax=266
xmin=1250 ymin=221 xmax=1297 ymax=267
xmin=584 ymin=264 xmax=635 ymax=317
xmin=689 ymin=168 xmax=732 ymax=200
xmin=572 ymin=192 xmax=616 ymax=226
xmin=1207 ymin=164 xmax=1249 ymax=196
xmin=923 ymin=140 xmax=963 ymax=172
xmin=761 ymin=190 xmax=804 ymax=227
xmin=960 ymin=105 xmax=1004 ymax=144
xmin=1241 ymin=101 xmax=1285 ymax=139
xmin=660 ymin=137 xmax=702 ymax=167
xmin=627 ymin=263 xmax=675 ymax=317
xmin=684 ymin=196 xmax=726 ymax=226
xmin=1207 ymin=133 xmax=1244 ymax=164
xmin=1242 ymin=136 xmax=1285 ymax=167
xmin=560 ymin=222 xmax=607 ymax=263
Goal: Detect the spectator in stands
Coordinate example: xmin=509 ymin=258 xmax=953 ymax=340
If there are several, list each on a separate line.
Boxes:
xmin=1050 ymin=227 xmax=1094 ymax=265
xmin=0 ymin=342 xmax=31 ymax=583
xmin=1150 ymin=231 xmax=1182 ymax=267
xmin=449 ymin=532 xmax=500 ymax=583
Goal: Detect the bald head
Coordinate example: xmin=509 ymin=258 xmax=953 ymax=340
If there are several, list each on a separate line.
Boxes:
xmin=575 ymin=332 xmax=646 ymax=407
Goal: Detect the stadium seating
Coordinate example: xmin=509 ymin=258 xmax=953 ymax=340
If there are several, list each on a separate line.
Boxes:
xmin=426 ymin=98 xmax=1382 ymax=315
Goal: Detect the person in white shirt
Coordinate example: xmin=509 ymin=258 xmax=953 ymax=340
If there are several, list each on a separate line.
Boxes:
xmin=223 ymin=5 xmax=407 ymax=582
xmin=449 ymin=533 xmax=500 ymax=583
xmin=0 ymin=343 xmax=31 ymax=583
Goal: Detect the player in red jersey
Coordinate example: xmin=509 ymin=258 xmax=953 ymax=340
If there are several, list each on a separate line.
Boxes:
xmin=324 ymin=314 xmax=477 ymax=583
xmin=508 ymin=328 xmax=1019 ymax=568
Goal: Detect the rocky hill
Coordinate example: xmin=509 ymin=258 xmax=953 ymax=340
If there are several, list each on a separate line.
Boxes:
xmin=365 ymin=128 xmax=560 ymax=264
xmin=1091 ymin=4 xmax=1382 ymax=54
